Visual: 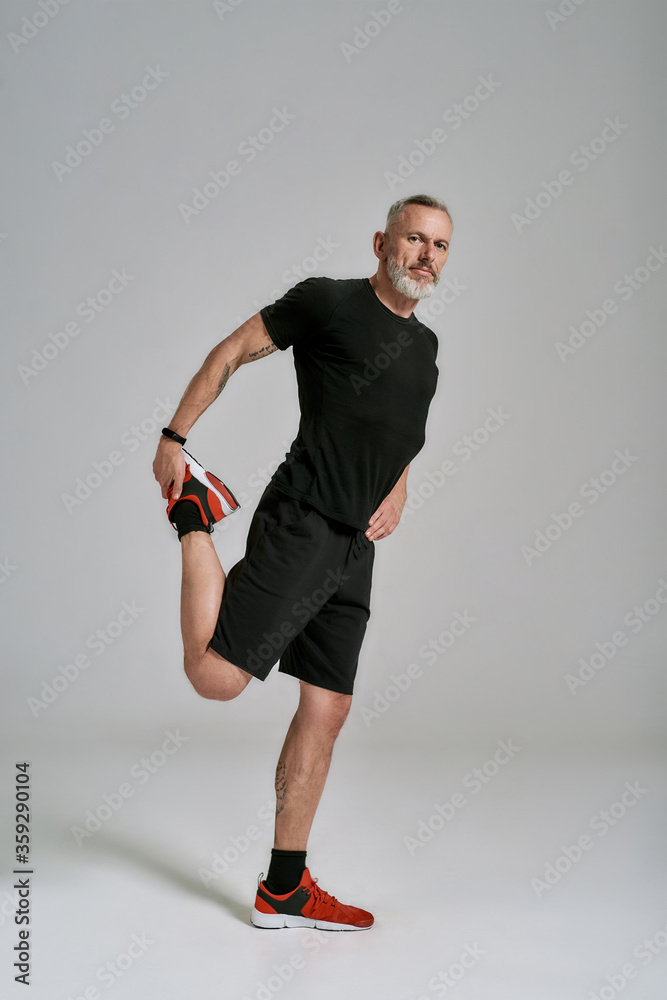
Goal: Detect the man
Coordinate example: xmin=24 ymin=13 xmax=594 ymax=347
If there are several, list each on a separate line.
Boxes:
xmin=152 ymin=193 xmax=453 ymax=930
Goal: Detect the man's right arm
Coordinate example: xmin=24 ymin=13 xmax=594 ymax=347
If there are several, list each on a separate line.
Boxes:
xmin=152 ymin=312 xmax=277 ymax=499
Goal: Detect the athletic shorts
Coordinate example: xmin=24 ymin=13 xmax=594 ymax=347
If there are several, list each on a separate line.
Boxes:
xmin=207 ymin=480 xmax=375 ymax=695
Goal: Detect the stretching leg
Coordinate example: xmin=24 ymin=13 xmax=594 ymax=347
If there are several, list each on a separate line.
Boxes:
xmin=180 ymin=531 xmax=252 ymax=701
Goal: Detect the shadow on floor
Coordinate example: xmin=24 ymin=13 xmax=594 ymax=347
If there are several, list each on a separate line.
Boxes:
xmin=93 ymin=834 xmax=253 ymax=925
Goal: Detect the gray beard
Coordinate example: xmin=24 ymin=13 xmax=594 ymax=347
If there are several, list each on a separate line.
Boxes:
xmin=387 ymin=254 xmax=439 ymax=300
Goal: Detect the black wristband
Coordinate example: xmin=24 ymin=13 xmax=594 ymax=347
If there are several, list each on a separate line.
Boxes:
xmin=161 ymin=427 xmax=187 ymax=446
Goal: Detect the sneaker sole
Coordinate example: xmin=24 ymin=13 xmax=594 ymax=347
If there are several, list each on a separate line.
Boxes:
xmin=250 ymin=907 xmax=372 ymax=931
xmin=182 ymin=449 xmax=240 ymax=518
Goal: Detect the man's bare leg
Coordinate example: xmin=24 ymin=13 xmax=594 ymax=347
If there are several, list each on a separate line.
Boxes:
xmin=180 ymin=531 xmax=252 ymax=701
xmin=273 ymin=680 xmax=352 ymax=850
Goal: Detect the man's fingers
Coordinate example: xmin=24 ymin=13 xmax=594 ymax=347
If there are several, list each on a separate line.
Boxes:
xmin=365 ymin=495 xmax=403 ymax=540
xmin=366 ymin=516 xmax=388 ymax=539
xmin=167 ymin=455 xmax=187 ymax=501
xmin=159 ymin=465 xmax=184 ymax=501
xmin=369 ymin=504 xmax=387 ymax=525
xmin=172 ymin=474 xmax=184 ymax=500
xmin=375 ymin=514 xmax=399 ymax=539
xmin=367 ymin=497 xmax=401 ymax=539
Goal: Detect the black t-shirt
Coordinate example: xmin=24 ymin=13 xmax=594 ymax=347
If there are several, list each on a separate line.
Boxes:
xmin=260 ymin=276 xmax=439 ymax=531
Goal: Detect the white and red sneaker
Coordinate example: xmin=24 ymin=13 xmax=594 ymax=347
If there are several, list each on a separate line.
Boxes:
xmin=251 ymin=868 xmax=374 ymax=931
xmin=166 ymin=448 xmax=240 ymax=532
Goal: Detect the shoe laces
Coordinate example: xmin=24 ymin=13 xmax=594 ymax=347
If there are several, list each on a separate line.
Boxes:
xmin=307 ymin=878 xmax=339 ymax=912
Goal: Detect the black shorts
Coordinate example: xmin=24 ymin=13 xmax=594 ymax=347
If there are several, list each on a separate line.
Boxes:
xmin=207 ymin=480 xmax=375 ymax=695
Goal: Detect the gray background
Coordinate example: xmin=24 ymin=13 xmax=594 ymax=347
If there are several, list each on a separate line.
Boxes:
xmin=1 ymin=1 xmax=665 ymax=998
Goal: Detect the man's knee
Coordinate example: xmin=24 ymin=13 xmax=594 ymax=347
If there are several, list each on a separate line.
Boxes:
xmin=327 ymin=701 xmax=352 ymax=740
xmin=299 ymin=689 xmax=352 ymax=739
xmin=332 ymin=692 xmax=353 ymax=722
xmin=184 ymin=649 xmax=250 ymax=702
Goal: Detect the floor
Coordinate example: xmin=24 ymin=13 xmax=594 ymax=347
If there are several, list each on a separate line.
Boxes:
xmin=3 ymin=737 xmax=665 ymax=1000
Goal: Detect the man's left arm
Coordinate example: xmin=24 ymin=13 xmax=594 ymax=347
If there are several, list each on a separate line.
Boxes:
xmin=366 ymin=465 xmax=409 ymax=541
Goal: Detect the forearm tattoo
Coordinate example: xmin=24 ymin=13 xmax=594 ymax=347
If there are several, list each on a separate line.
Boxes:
xmin=275 ymin=760 xmax=287 ymax=815
xmin=215 ymin=363 xmax=231 ymax=398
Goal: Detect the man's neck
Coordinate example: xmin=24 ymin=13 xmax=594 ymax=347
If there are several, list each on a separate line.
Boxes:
xmin=368 ymin=272 xmax=417 ymax=319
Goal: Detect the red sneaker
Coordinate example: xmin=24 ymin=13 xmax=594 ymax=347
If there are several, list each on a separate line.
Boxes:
xmin=166 ymin=448 xmax=240 ymax=532
xmin=251 ymin=868 xmax=374 ymax=931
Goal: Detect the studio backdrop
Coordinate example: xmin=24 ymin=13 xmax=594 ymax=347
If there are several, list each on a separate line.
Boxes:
xmin=1 ymin=1 xmax=665 ymax=998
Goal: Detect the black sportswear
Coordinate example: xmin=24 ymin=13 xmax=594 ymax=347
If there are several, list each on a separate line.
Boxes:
xmin=260 ymin=276 xmax=438 ymax=531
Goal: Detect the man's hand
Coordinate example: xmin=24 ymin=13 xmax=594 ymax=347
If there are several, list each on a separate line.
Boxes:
xmin=366 ymin=465 xmax=409 ymax=541
xmin=153 ymin=437 xmax=186 ymax=500
xmin=366 ymin=490 xmax=406 ymax=541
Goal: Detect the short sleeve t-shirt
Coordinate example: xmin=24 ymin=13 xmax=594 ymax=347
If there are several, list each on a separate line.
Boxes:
xmin=259 ymin=276 xmax=439 ymax=531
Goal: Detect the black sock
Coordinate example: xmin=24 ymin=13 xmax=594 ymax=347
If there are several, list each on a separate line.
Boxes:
xmin=169 ymin=499 xmax=209 ymax=541
xmin=264 ymin=849 xmax=307 ymax=895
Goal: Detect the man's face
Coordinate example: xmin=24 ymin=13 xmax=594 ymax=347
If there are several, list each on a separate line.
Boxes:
xmin=385 ymin=205 xmax=452 ymax=300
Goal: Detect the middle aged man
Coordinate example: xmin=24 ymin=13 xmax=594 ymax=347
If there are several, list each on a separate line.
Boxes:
xmin=152 ymin=193 xmax=453 ymax=930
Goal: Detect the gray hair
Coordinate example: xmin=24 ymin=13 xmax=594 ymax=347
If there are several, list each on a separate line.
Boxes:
xmin=385 ymin=194 xmax=453 ymax=236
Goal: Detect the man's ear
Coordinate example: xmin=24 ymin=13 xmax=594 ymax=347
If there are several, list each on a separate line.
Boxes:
xmin=372 ymin=230 xmax=388 ymax=261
